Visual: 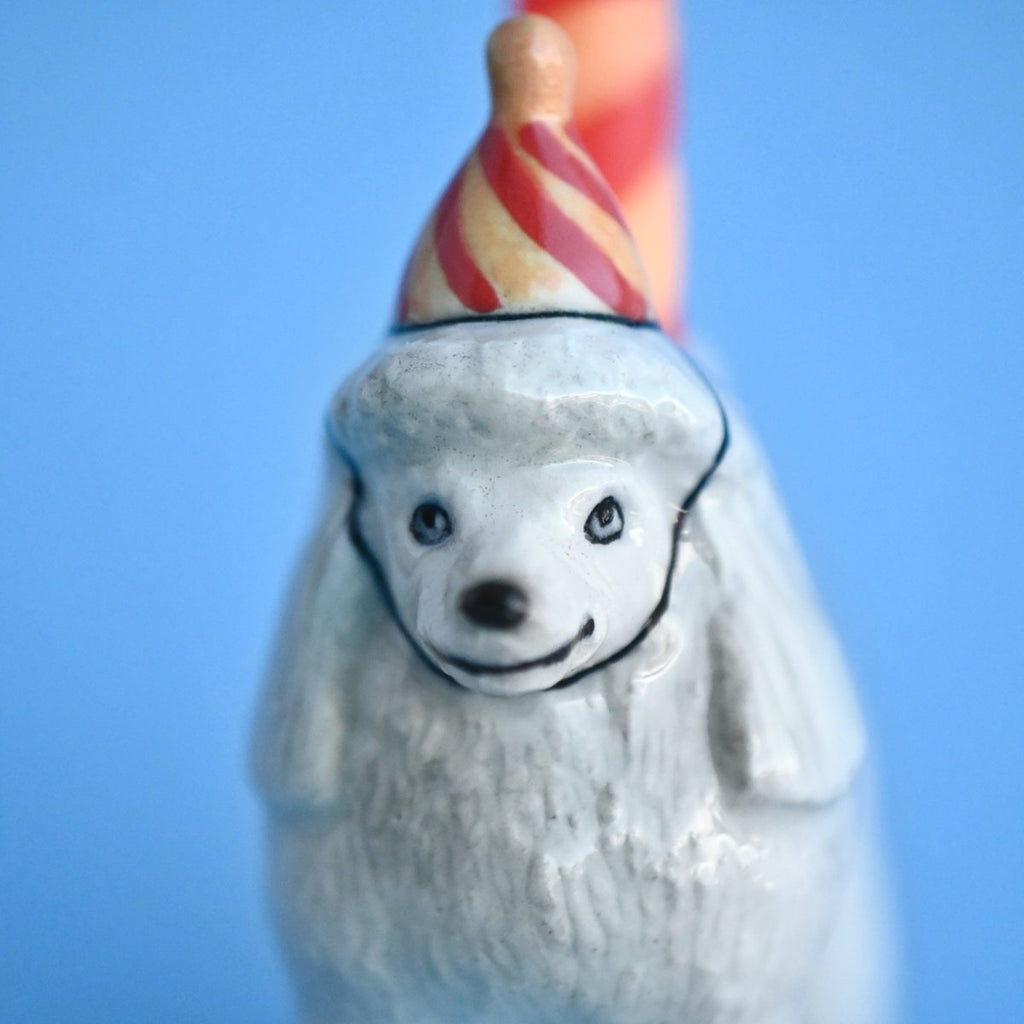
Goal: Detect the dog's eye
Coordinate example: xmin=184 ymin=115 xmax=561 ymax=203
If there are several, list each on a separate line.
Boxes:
xmin=410 ymin=503 xmax=453 ymax=546
xmin=584 ymin=496 xmax=624 ymax=544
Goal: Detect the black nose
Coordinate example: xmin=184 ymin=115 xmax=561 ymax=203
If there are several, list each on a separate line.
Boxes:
xmin=459 ymin=580 xmax=529 ymax=630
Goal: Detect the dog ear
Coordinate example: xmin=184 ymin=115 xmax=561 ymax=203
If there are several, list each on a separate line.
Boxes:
xmin=251 ymin=462 xmax=376 ymax=813
xmin=691 ymin=417 xmax=865 ymax=805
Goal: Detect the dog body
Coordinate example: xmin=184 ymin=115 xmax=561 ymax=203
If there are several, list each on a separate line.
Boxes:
xmin=254 ymin=319 xmax=887 ymax=1023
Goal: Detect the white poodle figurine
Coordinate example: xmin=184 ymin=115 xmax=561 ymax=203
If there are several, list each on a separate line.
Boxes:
xmin=253 ymin=16 xmax=890 ymax=1024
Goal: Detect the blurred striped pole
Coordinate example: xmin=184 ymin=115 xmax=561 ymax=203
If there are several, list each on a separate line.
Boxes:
xmin=516 ymin=0 xmax=686 ymax=341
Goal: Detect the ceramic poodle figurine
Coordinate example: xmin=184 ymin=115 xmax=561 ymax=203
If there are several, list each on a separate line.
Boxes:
xmin=253 ymin=15 xmax=889 ymax=1024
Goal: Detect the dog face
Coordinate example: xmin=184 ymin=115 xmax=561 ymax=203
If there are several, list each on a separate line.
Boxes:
xmin=332 ymin=319 xmax=728 ymax=696
xmin=354 ymin=449 xmax=681 ymax=695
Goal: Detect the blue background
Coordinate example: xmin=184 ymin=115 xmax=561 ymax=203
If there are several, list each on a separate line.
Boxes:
xmin=2 ymin=3 xmax=1021 ymax=1021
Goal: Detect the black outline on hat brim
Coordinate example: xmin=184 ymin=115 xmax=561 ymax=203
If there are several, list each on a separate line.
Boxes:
xmin=326 ymin=338 xmax=730 ymax=697
xmin=389 ymin=309 xmax=660 ymax=336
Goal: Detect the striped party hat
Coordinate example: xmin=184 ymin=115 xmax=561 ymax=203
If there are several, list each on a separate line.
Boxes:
xmin=395 ymin=14 xmax=656 ymax=329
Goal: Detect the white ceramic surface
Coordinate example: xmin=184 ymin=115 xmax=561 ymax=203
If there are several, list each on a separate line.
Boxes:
xmin=253 ymin=317 xmax=890 ymax=1023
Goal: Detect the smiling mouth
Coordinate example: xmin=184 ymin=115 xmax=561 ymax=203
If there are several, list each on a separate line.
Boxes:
xmin=430 ymin=617 xmax=595 ymax=677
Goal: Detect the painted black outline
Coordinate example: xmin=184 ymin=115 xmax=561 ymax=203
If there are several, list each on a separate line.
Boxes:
xmin=390 ymin=309 xmax=660 ymax=336
xmin=326 ymin=342 xmax=730 ymax=696
xmin=429 ymin=616 xmax=595 ymax=677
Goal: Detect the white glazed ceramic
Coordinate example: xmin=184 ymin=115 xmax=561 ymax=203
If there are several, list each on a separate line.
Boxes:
xmin=252 ymin=317 xmax=890 ymax=1024
xmin=253 ymin=14 xmax=892 ymax=1023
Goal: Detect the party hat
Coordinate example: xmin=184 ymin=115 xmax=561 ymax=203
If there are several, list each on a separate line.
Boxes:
xmin=395 ymin=15 xmax=656 ymax=329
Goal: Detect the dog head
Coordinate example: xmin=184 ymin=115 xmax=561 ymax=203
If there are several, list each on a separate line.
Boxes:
xmin=330 ymin=317 xmax=725 ymax=696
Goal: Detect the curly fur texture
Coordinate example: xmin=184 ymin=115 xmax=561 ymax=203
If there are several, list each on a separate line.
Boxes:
xmin=253 ymin=318 xmax=890 ymax=1023
xmin=330 ymin=319 xmax=722 ymax=470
